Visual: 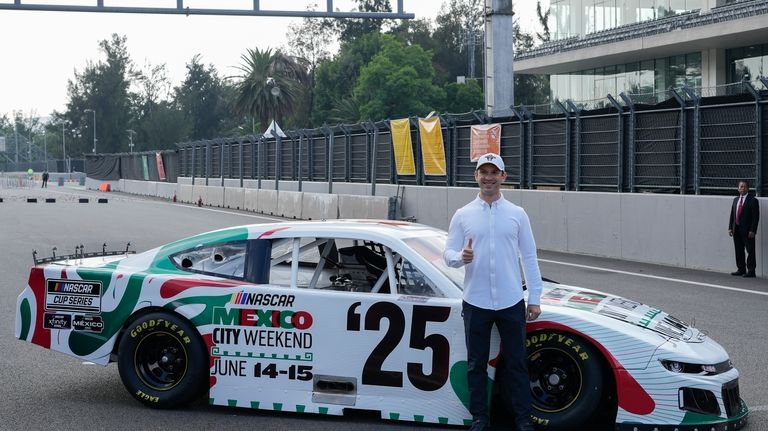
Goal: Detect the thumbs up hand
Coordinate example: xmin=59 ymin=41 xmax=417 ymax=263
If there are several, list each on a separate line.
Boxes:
xmin=462 ymin=238 xmax=474 ymax=264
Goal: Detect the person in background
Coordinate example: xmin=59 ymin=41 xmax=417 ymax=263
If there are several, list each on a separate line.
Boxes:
xmin=728 ymin=179 xmax=759 ymax=278
xmin=41 ymin=170 xmax=49 ymax=188
xmin=443 ymin=152 xmax=542 ymax=431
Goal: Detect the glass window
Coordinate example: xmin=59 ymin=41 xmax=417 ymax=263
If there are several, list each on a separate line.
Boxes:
xmin=402 ymin=235 xmax=464 ymax=290
xmin=171 ymin=241 xmax=248 ymax=280
xmin=656 ymin=0 xmax=671 ymax=17
xmin=639 ymin=0 xmax=655 ymax=21
xmin=654 ymin=57 xmax=668 ymax=92
xmin=583 ymin=69 xmax=596 ymax=100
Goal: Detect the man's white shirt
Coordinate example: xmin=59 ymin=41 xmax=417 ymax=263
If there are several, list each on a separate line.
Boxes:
xmin=443 ymin=194 xmax=543 ymax=310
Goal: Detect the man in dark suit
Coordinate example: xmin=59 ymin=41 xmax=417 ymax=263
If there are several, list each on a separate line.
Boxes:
xmin=728 ymin=179 xmax=760 ymax=277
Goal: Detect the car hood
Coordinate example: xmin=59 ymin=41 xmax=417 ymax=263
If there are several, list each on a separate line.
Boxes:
xmin=539 ymin=283 xmax=706 ymax=343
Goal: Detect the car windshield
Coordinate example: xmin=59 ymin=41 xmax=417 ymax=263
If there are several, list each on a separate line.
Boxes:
xmin=402 ymin=234 xmax=465 ymax=290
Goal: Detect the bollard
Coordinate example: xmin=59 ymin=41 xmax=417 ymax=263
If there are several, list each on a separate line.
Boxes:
xmin=197 ymin=196 xmax=203 ymax=207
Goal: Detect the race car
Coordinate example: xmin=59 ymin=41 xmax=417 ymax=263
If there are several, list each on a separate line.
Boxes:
xmin=16 ymin=220 xmax=748 ymax=430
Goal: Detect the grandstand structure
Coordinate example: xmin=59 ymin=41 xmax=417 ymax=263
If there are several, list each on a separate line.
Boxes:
xmin=516 ymin=0 xmax=768 ymax=103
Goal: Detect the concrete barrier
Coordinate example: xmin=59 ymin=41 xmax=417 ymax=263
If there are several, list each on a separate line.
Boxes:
xmin=243 ymin=188 xmax=259 ymax=212
xmin=257 ymin=189 xmax=278 ymax=215
xmin=277 ymin=191 xmax=303 ymax=219
xmin=178 ymin=184 xmax=194 ymax=203
xmin=302 ymin=193 xmax=339 ymax=220
xmin=338 ymin=194 xmax=389 ymax=219
xmin=301 ymin=182 xmax=330 ymax=193
xmin=224 ymin=187 xmax=245 ymax=210
xmin=156 ymin=182 xmax=177 ymax=200
xmin=204 ymin=185 xmax=225 ymax=207
xmin=191 ymin=184 xmax=207 ymax=205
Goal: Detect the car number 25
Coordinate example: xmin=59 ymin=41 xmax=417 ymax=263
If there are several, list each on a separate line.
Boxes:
xmin=346 ymin=302 xmax=451 ymax=391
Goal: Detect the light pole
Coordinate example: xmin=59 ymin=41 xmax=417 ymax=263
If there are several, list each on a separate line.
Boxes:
xmin=59 ymin=120 xmax=67 ymax=171
xmin=84 ymin=108 xmax=96 ymax=153
xmin=126 ymin=129 xmax=135 ymax=153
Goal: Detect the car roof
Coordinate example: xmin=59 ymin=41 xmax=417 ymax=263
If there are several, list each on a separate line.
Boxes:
xmin=242 ymin=219 xmax=446 ymax=240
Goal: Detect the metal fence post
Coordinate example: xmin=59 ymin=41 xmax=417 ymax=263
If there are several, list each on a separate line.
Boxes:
xmin=238 ymin=138 xmax=244 ymax=188
xmin=297 ymin=129 xmax=305 ymax=192
xmin=522 ymin=106 xmax=534 ymax=189
xmin=566 ymin=101 xmax=581 ymax=191
xmin=370 ymin=121 xmax=379 ymax=195
xmin=382 ymin=120 xmax=397 ymax=185
xmin=324 ymin=125 xmax=334 ymax=194
xmin=190 ymin=144 xmax=196 ymax=186
xmin=607 ymin=94 xmax=624 ymax=193
xmin=682 ymin=86 xmax=700 ymax=194
xmin=555 ymin=101 xmax=571 ymax=191
xmin=257 ymin=136 xmax=264 ymax=189
xmin=219 ymin=139 xmax=225 ymax=187
xmin=339 ymin=124 xmax=351 ymax=183
xmin=743 ymin=80 xmax=763 ymax=197
xmin=410 ymin=117 xmax=423 ymax=185
xmin=669 ymin=88 xmax=687 ymax=194
xmin=619 ymin=94 xmax=635 ymax=193
xmin=510 ymin=107 xmax=526 ymax=188
xmin=250 ymin=135 xmax=257 ymax=180
xmin=205 ymin=140 xmax=212 ymax=186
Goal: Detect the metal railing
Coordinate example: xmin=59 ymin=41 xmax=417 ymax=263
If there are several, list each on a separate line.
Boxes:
xmin=172 ymin=80 xmax=767 ymax=196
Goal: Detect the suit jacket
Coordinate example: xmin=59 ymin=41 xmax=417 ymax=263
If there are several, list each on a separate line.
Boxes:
xmin=729 ymin=194 xmax=760 ymax=233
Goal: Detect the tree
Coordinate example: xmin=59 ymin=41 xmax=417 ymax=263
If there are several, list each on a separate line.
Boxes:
xmin=285 ymin=6 xmax=335 ymax=128
xmin=334 ymin=0 xmax=393 ymax=42
xmin=513 ymin=7 xmax=550 ymax=106
xmin=64 ymin=34 xmax=135 ymax=154
xmin=442 ymin=80 xmax=485 ymax=113
xmin=173 ymin=55 xmax=227 ymax=140
xmin=232 ymin=48 xmax=306 ymax=134
xmin=313 ymin=32 xmax=389 ymax=124
xmin=354 ymin=36 xmax=444 ymax=120
xmin=431 ymin=0 xmax=484 ymax=85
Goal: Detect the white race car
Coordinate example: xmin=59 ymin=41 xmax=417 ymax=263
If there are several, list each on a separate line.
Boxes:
xmin=15 ymin=220 xmax=748 ymax=430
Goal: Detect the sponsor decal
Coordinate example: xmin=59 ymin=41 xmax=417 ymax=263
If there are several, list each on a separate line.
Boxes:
xmin=45 ymin=279 xmax=102 ymax=313
xmin=72 ymin=315 xmax=104 ymax=333
xmin=43 ymin=312 xmax=72 ymax=330
xmin=230 ymin=292 xmax=295 ymax=307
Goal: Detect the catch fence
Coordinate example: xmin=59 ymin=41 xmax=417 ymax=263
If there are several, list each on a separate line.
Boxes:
xmin=168 ymin=79 xmax=766 ymax=195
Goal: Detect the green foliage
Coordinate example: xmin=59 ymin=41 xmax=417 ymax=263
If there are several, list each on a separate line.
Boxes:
xmin=443 ymin=80 xmax=485 ymax=113
xmin=312 ymin=32 xmax=390 ymax=124
xmin=173 ymin=55 xmax=227 ymax=140
xmin=64 ymin=34 xmax=134 ymax=155
xmin=431 ymin=0 xmax=484 ymax=85
xmin=232 ymin=48 xmax=306 ymax=134
xmin=355 ymin=37 xmax=444 ymax=120
xmin=334 ymin=0 xmax=393 ymax=42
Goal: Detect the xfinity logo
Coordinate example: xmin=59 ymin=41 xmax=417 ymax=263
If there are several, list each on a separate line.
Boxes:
xmin=43 ymin=312 xmax=71 ymax=330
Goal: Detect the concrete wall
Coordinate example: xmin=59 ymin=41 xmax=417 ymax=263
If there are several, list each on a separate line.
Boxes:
xmin=112 ymin=178 xmax=766 ymax=275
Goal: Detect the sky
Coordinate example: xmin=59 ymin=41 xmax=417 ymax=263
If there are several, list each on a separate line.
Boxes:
xmin=0 ymin=0 xmax=545 ymax=120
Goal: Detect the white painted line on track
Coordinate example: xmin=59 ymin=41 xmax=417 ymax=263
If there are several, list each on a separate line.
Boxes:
xmin=539 ymin=258 xmax=768 ymax=297
xmin=750 ymin=405 xmax=768 ymax=412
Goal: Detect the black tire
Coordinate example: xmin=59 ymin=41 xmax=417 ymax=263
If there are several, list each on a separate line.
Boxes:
xmin=526 ymin=330 xmax=604 ymax=431
xmin=117 ymin=312 xmax=208 ymax=409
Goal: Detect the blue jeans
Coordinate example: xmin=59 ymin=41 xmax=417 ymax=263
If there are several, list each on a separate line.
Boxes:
xmin=462 ymin=299 xmax=532 ymax=425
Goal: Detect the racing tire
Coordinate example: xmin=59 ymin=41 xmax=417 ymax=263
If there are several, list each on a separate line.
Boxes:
xmin=526 ymin=330 xmax=604 ymax=431
xmin=117 ymin=312 xmax=208 ymax=409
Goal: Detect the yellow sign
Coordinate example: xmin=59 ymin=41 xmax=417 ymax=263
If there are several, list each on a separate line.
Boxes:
xmin=390 ymin=119 xmax=416 ymax=176
xmin=418 ymin=117 xmax=446 ymax=176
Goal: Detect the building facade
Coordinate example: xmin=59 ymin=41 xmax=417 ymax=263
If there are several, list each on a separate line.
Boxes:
xmin=515 ymin=0 xmax=768 ymax=104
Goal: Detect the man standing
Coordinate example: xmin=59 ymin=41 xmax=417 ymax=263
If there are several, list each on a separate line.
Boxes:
xmin=41 ymin=170 xmax=49 ymax=188
xmin=728 ymin=179 xmax=759 ymax=277
xmin=443 ymin=153 xmax=542 ymax=431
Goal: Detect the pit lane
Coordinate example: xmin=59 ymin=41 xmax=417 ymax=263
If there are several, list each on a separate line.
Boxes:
xmin=1 ymin=186 xmax=765 ymax=431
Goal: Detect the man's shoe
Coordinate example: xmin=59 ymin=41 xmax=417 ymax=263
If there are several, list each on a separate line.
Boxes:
xmin=743 ymin=272 xmax=756 ymax=278
xmin=731 ymin=271 xmax=745 ymax=276
xmin=468 ymin=419 xmax=489 ymax=431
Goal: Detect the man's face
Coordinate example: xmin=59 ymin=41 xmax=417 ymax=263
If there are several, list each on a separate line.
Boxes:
xmin=474 ymin=164 xmax=507 ymax=197
xmin=738 ymin=182 xmax=748 ymax=195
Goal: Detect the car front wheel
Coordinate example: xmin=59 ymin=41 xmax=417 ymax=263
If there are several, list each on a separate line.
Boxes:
xmin=526 ymin=330 xmax=604 ymax=430
xmin=117 ymin=312 xmax=208 ymax=409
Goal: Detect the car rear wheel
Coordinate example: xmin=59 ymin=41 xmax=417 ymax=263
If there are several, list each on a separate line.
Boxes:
xmin=117 ymin=312 xmax=208 ymax=409
xmin=526 ymin=331 xmax=604 ymax=430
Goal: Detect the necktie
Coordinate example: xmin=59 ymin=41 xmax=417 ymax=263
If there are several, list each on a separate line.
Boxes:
xmin=736 ymin=196 xmax=744 ymax=224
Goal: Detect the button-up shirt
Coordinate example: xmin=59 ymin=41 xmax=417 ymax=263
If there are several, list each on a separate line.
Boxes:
xmin=443 ymin=194 xmax=542 ymax=310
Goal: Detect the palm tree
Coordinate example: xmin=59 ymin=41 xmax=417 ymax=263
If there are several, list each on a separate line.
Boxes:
xmin=232 ymin=48 xmax=306 ymax=133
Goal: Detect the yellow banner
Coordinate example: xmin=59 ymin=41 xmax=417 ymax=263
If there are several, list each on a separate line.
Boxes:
xmin=390 ymin=119 xmax=416 ymax=176
xmin=418 ymin=117 xmax=447 ymax=176
xmin=470 ymin=124 xmax=502 ymax=162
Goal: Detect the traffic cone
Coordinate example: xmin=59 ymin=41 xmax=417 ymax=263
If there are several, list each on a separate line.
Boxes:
xmin=172 ymin=193 xmax=177 ymax=203
xmin=197 ymin=196 xmax=203 ymax=207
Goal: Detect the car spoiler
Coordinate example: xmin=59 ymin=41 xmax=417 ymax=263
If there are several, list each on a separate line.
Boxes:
xmin=32 ymin=242 xmax=136 ymax=265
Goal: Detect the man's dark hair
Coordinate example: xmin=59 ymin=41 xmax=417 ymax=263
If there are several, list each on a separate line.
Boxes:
xmin=738 ymin=179 xmax=750 ymax=188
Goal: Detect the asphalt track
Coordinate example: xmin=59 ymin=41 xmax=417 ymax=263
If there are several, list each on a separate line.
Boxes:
xmin=1 ymin=185 xmax=766 ymax=431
